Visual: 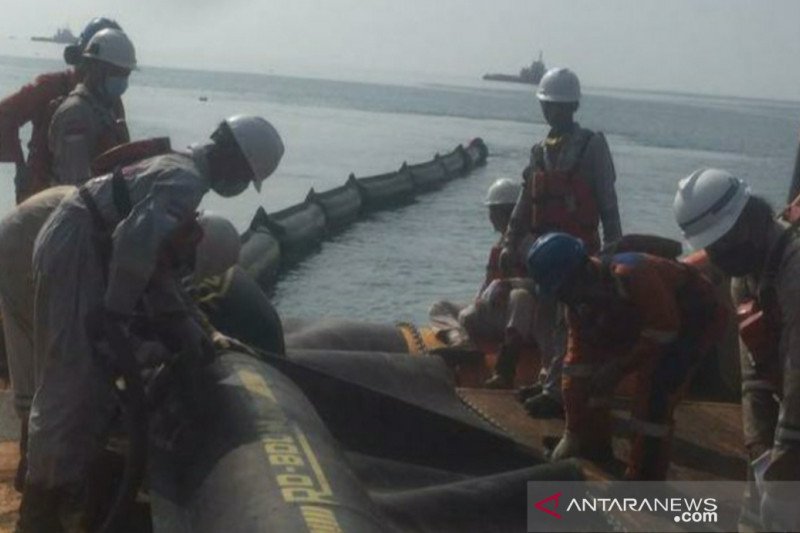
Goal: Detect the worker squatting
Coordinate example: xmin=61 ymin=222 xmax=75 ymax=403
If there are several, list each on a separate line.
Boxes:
xmin=0 ymin=14 xmax=797 ymax=533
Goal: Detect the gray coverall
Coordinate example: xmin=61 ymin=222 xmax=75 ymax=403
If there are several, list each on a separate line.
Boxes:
xmin=48 ymin=83 xmax=128 ymax=186
xmin=0 ymin=187 xmax=74 ymax=419
xmin=28 ymin=150 xmax=209 ymax=488
xmin=505 ymin=124 xmax=622 ymax=402
xmin=734 ymin=221 xmax=800 ymax=530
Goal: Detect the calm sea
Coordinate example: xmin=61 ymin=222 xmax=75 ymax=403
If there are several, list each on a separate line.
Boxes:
xmin=1 ymin=55 xmax=798 ymax=324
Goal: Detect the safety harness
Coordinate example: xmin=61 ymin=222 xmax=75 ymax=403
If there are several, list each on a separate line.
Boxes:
xmin=528 ymin=131 xmax=601 ymax=253
xmin=78 ymin=168 xmax=132 ymax=281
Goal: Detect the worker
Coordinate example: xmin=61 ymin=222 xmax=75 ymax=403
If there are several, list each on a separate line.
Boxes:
xmin=48 ymin=27 xmax=134 ymax=186
xmin=0 ymin=183 xmax=240 ymax=493
xmin=502 ymin=67 xmax=623 ymax=418
xmin=16 ymin=115 xmax=284 ymax=532
xmin=527 ymin=232 xmax=725 ymax=480
xmin=0 ymin=18 xmax=125 ymax=202
xmin=673 ymin=168 xmax=800 ymax=530
xmin=454 ymin=178 xmax=535 ymax=388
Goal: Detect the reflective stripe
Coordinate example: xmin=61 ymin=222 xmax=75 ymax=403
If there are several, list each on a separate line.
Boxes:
xmin=775 ymin=426 xmax=800 ymax=445
xmin=641 ymin=328 xmax=678 ymax=344
xmin=563 ymin=363 xmax=594 ymax=377
xmin=629 ymin=417 xmax=671 ymax=438
xmin=742 ymin=379 xmax=779 ymax=393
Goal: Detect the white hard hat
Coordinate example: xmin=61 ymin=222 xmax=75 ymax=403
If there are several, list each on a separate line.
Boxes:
xmin=484 ymin=178 xmax=520 ymax=205
xmin=536 ymin=67 xmax=581 ymax=103
xmin=224 ymin=115 xmax=285 ymax=192
xmin=673 ymin=168 xmax=751 ymax=250
xmin=82 ymin=28 xmax=137 ymax=70
xmin=194 ymin=212 xmax=241 ymax=281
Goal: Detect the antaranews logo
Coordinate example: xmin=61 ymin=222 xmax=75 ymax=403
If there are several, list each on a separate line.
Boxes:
xmin=527 ymin=481 xmax=741 ymax=533
xmin=533 ymin=492 xmax=562 ymax=520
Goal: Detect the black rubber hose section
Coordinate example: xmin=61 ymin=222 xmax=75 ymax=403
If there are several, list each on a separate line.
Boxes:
xmin=94 ymin=321 xmax=148 ymax=533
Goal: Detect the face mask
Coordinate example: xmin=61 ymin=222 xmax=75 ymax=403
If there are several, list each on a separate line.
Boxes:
xmin=211 ymin=176 xmax=249 ymax=198
xmin=708 ymin=241 xmax=761 ymax=277
xmin=104 ymin=75 xmax=129 ymax=98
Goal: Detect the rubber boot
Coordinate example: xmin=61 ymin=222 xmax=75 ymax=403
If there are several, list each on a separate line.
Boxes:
xmin=516 ymin=382 xmax=543 ymax=402
xmin=484 ymin=344 xmax=519 ymax=389
xmin=523 ymin=392 xmax=564 ymax=419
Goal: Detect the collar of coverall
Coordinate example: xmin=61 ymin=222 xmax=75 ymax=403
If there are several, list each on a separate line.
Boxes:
xmin=545 ymin=121 xmax=579 ymax=147
xmin=187 ymin=142 xmax=213 ymax=188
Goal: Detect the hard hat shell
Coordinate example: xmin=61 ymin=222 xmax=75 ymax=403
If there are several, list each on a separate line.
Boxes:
xmin=224 ymin=115 xmax=285 ymax=192
xmin=194 ymin=212 xmax=241 ymax=281
xmin=673 ymin=168 xmax=750 ymax=250
xmin=526 ymin=232 xmax=587 ymax=295
xmin=65 ymin=17 xmax=122 ymax=65
xmin=536 ymin=67 xmax=581 ymax=103
xmin=82 ymin=28 xmax=137 ymax=70
xmin=485 ymin=178 xmax=521 ymax=205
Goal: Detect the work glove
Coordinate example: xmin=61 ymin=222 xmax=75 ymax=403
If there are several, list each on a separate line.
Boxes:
xmin=549 ymin=430 xmax=581 ymax=462
xmin=498 ymin=247 xmax=515 ymax=276
xmin=157 ymin=313 xmax=215 ymax=366
xmin=212 ymin=331 xmax=258 ymax=357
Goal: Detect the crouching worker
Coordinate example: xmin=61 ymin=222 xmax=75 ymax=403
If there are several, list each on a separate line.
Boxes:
xmin=454 ymin=178 xmax=535 ymax=389
xmin=527 ymin=232 xmax=725 ymax=480
xmin=16 ymin=115 xmax=284 ymax=532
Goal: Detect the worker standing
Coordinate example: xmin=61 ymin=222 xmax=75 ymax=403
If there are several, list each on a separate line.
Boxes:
xmin=503 ymin=67 xmax=623 ymax=418
xmin=16 ymin=115 xmax=284 ymax=532
xmin=527 ymin=232 xmax=725 ymax=480
xmin=674 ymin=168 xmax=800 ymax=530
xmin=48 ymin=28 xmax=134 ymax=186
xmin=0 ymin=18 xmax=125 ymax=202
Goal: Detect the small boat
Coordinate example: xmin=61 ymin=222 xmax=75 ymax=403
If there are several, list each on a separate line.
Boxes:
xmin=30 ymin=27 xmax=77 ymax=45
xmin=483 ymin=51 xmax=546 ymax=86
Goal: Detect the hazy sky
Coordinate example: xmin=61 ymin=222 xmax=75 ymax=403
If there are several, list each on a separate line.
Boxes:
xmin=2 ymin=0 xmax=799 ymax=101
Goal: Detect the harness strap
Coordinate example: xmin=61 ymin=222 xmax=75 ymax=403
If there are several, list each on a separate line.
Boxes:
xmin=112 ymin=168 xmax=132 ymax=218
xmin=78 ymin=185 xmax=109 ymax=234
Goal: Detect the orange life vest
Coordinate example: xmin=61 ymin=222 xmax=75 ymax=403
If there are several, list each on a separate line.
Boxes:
xmin=529 ymin=134 xmax=600 ymax=253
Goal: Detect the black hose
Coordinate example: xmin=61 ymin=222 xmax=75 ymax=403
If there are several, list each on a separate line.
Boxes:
xmin=92 ymin=320 xmax=149 ymax=533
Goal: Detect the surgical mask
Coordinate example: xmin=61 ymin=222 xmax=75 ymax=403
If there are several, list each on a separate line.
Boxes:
xmin=104 ymin=75 xmax=129 ymax=98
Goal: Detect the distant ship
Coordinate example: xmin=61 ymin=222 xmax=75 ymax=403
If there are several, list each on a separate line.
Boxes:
xmin=31 ymin=27 xmax=77 ymax=45
xmin=483 ymin=51 xmax=546 ymax=85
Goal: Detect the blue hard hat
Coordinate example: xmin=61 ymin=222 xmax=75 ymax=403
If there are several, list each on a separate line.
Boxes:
xmin=526 ymin=233 xmax=588 ymax=295
xmin=65 ymin=17 xmax=122 ymax=65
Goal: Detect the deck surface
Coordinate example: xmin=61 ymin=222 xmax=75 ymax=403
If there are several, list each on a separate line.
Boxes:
xmin=457 ymin=388 xmax=747 ymax=481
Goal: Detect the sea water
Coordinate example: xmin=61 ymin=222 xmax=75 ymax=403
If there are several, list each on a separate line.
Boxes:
xmin=0 ymin=55 xmax=798 ymax=325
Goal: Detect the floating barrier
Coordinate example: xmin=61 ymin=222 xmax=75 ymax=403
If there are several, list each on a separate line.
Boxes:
xmin=239 ymin=209 xmax=282 ymax=289
xmin=464 ymin=138 xmax=488 ymax=169
xmin=403 ymin=157 xmax=448 ymax=192
xmin=352 ymin=170 xmax=416 ymax=212
xmin=306 ymin=180 xmax=362 ymax=233
xmin=146 ymin=349 xmax=587 ymax=532
xmin=439 ymin=146 xmax=469 ymax=177
xmin=261 ymin=201 xmax=327 ymax=266
xmin=239 ymin=139 xmax=489 ymax=292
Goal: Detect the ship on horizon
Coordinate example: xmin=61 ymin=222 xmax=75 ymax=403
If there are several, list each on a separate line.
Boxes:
xmin=483 ymin=51 xmax=546 ymax=85
xmin=31 ymin=27 xmax=77 ymax=45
